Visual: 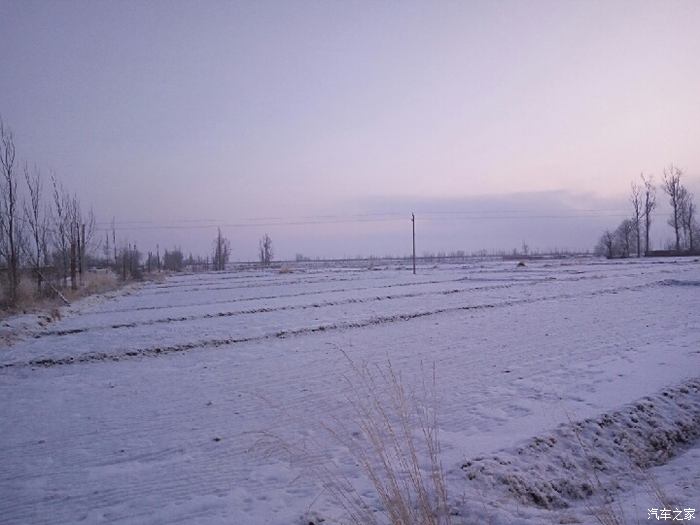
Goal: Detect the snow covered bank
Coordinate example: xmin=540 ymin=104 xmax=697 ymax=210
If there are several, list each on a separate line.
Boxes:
xmin=459 ymin=378 xmax=700 ymax=519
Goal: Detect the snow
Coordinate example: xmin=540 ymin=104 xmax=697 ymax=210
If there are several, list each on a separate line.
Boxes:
xmin=0 ymin=257 xmax=698 ymax=524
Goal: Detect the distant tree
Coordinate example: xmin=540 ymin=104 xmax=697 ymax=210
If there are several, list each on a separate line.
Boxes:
xmin=212 ymin=228 xmax=230 ymax=271
xmin=50 ymin=174 xmax=70 ymax=286
xmin=258 ymin=233 xmax=273 ymax=266
xmin=103 ymin=230 xmax=111 ymax=262
xmin=146 ymin=251 xmax=159 ymax=273
xmin=63 ymin=193 xmax=95 ymax=289
xmin=615 ymin=219 xmax=636 ymax=258
xmin=687 ymin=201 xmax=696 ymax=252
xmin=116 ymin=244 xmax=142 ymax=280
xmin=595 ymin=230 xmax=615 ymax=259
xmin=0 ymin=118 xmax=23 ymax=304
xmin=630 ymin=180 xmax=643 ymax=257
xmin=163 ymin=247 xmax=184 ymax=272
xmin=23 ymin=164 xmax=49 ymax=293
xmin=641 ymin=174 xmax=657 ymax=255
xmin=662 ymin=165 xmax=683 ymax=252
xmin=678 ymin=187 xmax=696 ymax=251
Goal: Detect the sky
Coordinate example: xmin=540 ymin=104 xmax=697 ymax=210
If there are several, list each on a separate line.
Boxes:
xmin=2 ymin=0 xmax=700 ymax=260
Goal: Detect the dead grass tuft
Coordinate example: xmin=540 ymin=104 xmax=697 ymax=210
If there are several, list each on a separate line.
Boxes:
xmin=249 ymin=355 xmax=452 ymax=525
xmin=325 ymin=354 xmax=452 ymax=524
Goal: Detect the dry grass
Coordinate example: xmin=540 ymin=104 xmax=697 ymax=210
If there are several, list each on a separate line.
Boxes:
xmin=327 ymin=355 xmax=452 ymax=525
xmin=250 ymin=356 xmax=452 ymax=525
xmin=63 ymin=271 xmax=120 ymax=301
xmin=0 ymin=270 xmax=121 ymax=318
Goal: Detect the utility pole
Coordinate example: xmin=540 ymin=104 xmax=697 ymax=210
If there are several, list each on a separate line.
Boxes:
xmin=412 ymin=213 xmax=416 ymax=275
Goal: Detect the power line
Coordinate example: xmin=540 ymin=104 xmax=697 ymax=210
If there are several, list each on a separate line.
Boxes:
xmin=92 ymin=210 xmax=630 ymax=232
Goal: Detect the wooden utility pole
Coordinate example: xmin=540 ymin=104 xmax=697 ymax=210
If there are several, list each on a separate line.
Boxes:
xmin=412 ymin=213 xmax=416 ymax=275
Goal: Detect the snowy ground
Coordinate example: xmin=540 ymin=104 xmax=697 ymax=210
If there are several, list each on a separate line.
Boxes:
xmin=0 ymin=257 xmax=698 ymax=524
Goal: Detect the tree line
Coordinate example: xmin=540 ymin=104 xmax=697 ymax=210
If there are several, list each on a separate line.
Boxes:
xmin=1 ymin=118 xmax=99 ymax=306
xmin=596 ymin=165 xmax=698 ymax=258
xmin=1 ymin=117 xmax=278 ymax=308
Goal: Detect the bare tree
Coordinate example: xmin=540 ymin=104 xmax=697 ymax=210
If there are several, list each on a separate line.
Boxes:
xmin=662 ymin=164 xmax=683 ymax=252
xmin=212 ymin=228 xmax=230 ymax=271
xmin=103 ymin=230 xmax=111 ymax=262
xmin=630 ymin=180 xmax=643 ymax=257
xmin=163 ymin=247 xmax=184 ymax=272
xmin=687 ymin=200 xmax=696 ymax=252
xmin=23 ymin=164 xmax=49 ymax=293
xmin=0 ymin=118 xmax=23 ymax=304
xmin=615 ymin=219 xmax=635 ymax=258
xmin=595 ymin=230 xmax=615 ymax=259
xmin=66 ymin=193 xmax=80 ymax=289
xmin=678 ymin=187 xmax=696 ymax=252
xmin=117 ymin=243 xmax=142 ymax=280
xmin=641 ymin=174 xmax=656 ymax=255
xmin=258 ymin=233 xmax=273 ymax=266
xmin=51 ymin=174 xmax=70 ymax=287
xmin=60 ymin=191 xmax=96 ymax=289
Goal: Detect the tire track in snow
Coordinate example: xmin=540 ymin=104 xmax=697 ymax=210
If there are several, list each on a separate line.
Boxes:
xmin=1 ymin=281 xmax=658 ymax=370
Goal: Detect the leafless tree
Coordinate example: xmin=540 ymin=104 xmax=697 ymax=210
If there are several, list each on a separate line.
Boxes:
xmin=163 ymin=247 xmax=184 ymax=272
xmin=51 ymin=174 xmax=70 ymax=286
xmin=61 ymin=192 xmax=95 ymax=288
xmin=678 ymin=187 xmax=696 ymax=252
xmin=0 ymin=118 xmax=23 ymax=304
xmin=258 ymin=233 xmax=273 ymax=266
xmin=23 ymin=164 xmax=49 ymax=293
xmin=686 ymin=200 xmax=696 ymax=251
xmin=615 ymin=219 xmax=635 ymax=258
xmin=662 ymin=164 xmax=683 ymax=252
xmin=117 ymin=243 xmax=142 ymax=280
xmin=641 ymin=174 xmax=656 ymax=255
xmin=212 ymin=228 xmax=230 ymax=271
xmin=103 ymin=230 xmax=111 ymax=262
xmin=630 ymin=180 xmax=643 ymax=257
xmin=595 ymin=230 xmax=615 ymax=259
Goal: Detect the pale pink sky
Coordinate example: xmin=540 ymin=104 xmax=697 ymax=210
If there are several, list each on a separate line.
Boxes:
xmin=2 ymin=1 xmax=699 ymax=258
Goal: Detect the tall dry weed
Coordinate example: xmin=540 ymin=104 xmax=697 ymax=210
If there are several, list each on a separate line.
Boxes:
xmin=325 ymin=354 xmax=452 ymax=525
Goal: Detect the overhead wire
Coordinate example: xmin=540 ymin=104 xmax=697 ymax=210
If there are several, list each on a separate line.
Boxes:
xmin=91 ymin=210 xmax=631 ymax=232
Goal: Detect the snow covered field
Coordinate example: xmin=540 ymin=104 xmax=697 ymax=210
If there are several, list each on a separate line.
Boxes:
xmin=1 ymin=257 xmax=698 ymax=524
